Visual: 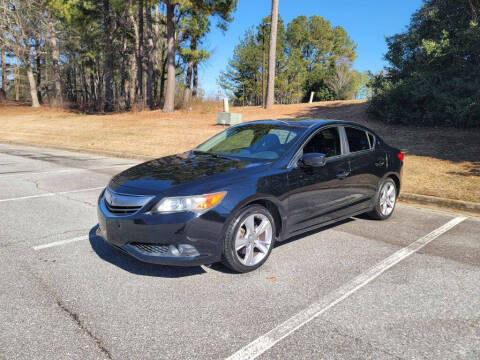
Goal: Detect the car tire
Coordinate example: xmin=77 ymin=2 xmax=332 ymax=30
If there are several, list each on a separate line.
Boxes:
xmin=222 ymin=205 xmax=276 ymax=273
xmin=367 ymin=178 xmax=397 ymax=220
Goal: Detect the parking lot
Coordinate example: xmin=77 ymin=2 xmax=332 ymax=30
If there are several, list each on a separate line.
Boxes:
xmin=0 ymin=142 xmax=479 ymax=360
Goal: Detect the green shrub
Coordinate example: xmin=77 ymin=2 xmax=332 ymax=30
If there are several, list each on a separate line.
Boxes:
xmin=368 ymin=0 xmax=480 ymax=128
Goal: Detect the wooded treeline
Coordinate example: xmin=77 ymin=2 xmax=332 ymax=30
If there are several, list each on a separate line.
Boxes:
xmin=0 ymin=0 xmax=237 ymax=112
xmin=219 ymin=15 xmax=371 ymax=106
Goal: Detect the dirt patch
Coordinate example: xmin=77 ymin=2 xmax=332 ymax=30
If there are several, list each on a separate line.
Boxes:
xmin=0 ymin=100 xmax=479 ymax=202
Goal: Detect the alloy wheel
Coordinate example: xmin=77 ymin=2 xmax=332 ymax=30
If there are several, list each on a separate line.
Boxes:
xmin=379 ymin=182 xmax=396 ymax=216
xmin=234 ymin=213 xmax=273 ymax=266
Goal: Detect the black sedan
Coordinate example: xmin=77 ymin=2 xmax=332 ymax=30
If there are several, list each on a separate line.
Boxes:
xmin=97 ymin=120 xmax=403 ymax=272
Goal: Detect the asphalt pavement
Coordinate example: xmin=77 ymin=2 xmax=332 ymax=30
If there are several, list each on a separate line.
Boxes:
xmin=0 ymin=143 xmax=478 ymax=360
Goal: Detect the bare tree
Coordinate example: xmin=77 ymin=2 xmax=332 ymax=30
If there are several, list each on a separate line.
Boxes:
xmin=0 ymin=0 xmax=47 ymax=107
xmin=265 ymin=0 xmax=279 ymax=109
xmin=326 ymin=63 xmax=353 ymax=100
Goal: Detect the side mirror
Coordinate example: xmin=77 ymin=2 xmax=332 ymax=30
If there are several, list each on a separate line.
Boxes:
xmin=300 ymin=153 xmax=327 ymax=167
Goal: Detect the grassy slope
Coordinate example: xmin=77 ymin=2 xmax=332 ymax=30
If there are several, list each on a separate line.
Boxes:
xmin=0 ymin=100 xmax=478 ymax=203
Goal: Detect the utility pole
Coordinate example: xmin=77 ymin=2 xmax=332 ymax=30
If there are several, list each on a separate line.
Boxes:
xmin=265 ymin=0 xmax=279 ymax=109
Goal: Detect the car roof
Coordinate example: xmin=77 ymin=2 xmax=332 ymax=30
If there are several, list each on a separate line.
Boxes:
xmin=244 ymin=119 xmax=364 ymax=129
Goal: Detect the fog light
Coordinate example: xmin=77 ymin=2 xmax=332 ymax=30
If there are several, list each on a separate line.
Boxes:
xmin=168 ymin=245 xmax=180 ymax=256
xmin=178 ymin=244 xmax=200 ymax=257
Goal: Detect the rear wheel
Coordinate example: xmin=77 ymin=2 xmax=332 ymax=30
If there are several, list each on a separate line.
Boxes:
xmin=367 ymin=178 xmax=397 ymax=220
xmin=222 ymin=205 xmax=276 ymax=273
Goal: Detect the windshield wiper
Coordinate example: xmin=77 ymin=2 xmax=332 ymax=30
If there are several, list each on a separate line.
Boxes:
xmin=192 ymin=150 xmax=237 ymax=160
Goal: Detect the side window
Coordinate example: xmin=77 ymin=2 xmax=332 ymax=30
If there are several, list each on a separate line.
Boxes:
xmin=345 ymin=127 xmax=370 ymax=153
xmin=303 ymin=127 xmax=341 ymax=157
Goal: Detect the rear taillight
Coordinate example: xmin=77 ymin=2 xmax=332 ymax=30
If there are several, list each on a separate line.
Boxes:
xmin=397 ymin=152 xmax=404 ymax=162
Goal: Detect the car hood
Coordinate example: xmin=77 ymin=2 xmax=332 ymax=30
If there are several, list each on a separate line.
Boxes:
xmin=109 ymin=152 xmax=265 ymax=195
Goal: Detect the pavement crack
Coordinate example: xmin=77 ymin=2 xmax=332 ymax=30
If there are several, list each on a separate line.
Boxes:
xmin=23 ymin=265 xmax=113 ymax=360
xmin=55 ymin=300 xmax=113 ymax=360
xmin=57 ymin=193 xmax=96 ymax=208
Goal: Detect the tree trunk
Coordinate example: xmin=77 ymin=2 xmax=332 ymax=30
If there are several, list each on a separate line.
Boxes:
xmin=163 ymin=1 xmax=176 ymax=112
xmin=49 ymin=21 xmax=63 ymax=106
xmin=35 ymin=42 xmax=42 ymax=104
xmin=184 ymin=62 xmax=193 ymax=107
xmin=183 ymin=39 xmax=195 ymax=107
xmin=137 ymin=0 xmax=144 ymax=108
xmin=153 ymin=6 xmax=161 ymax=106
xmin=262 ymin=25 xmax=266 ymax=107
xmin=103 ymin=0 xmax=114 ymax=112
xmin=192 ymin=63 xmax=198 ymax=98
xmin=265 ymin=0 xmax=279 ymax=109
xmin=128 ymin=5 xmax=138 ymax=108
xmin=0 ymin=49 xmax=6 ymax=100
xmin=159 ymin=51 xmax=167 ymax=105
xmin=146 ymin=5 xmax=154 ymax=109
xmin=26 ymin=61 xmax=40 ymax=107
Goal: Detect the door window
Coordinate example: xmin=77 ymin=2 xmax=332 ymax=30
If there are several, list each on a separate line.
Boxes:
xmin=345 ymin=127 xmax=370 ymax=153
xmin=303 ymin=127 xmax=341 ymax=157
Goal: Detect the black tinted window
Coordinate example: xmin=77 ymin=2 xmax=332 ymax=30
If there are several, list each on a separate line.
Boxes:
xmin=303 ymin=128 xmax=341 ymax=157
xmin=345 ymin=127 xmax=370 ymax=152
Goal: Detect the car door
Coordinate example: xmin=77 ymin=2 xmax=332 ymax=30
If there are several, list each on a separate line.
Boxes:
xmin=286 ymin=126 xmax=352 ymax=234
xmin=341 ymin=126 xmax=385 ymax=212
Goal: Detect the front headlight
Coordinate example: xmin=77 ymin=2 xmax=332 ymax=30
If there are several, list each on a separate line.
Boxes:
xmin=151 ymin=191 xmax=227 ymax=213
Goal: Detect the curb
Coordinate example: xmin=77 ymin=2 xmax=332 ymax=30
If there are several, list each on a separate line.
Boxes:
xmin=399 ymin=193 xmax=480 ymax=215
xmin=2 ymin=140 xmax=479 ymax=215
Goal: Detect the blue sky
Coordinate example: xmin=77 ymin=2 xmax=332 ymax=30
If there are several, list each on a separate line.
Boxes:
xmin=198 ymin=0 xmax=424 ymax=96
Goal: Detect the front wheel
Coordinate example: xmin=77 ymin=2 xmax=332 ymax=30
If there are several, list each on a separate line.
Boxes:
xmin=222 ymin=205 xmax=276 ymax=273
xmin=367 ymin=178 xmax=397 ymax=220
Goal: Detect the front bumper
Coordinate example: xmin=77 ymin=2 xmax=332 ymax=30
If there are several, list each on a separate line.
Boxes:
xmin=96 ymin=196 xmax=225 ymax=266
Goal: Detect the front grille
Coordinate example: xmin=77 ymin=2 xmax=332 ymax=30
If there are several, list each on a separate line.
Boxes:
xmin=131 ymin=242 xmax=170 ymax=254
xmin=105 ymin=201 xmax=141 ymax=215
xmin=103 ymin=188 xmax=154 ymax=216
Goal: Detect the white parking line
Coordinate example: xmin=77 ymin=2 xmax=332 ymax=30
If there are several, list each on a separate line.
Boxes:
xmin=0 ymin=187 xmax=104 ymax=203
xmin=33 ymin=235 xmax=89 ymax=250
xmin=0 ymin=163 xmax=133 ymax=178
xmin=226 ymin=216 xmax=467 ymax=360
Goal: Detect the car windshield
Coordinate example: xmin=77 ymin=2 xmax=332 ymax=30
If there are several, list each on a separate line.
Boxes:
xmin=194 ymin=123 xmax=304 ymax=160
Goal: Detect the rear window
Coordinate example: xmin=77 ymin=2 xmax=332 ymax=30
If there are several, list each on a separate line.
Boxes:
xmin=345 ymin=127 xmax=370 ymax=152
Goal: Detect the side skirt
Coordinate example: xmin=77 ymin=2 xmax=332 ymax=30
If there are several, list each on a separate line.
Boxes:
xmin=281 ymin=206 xmax=374 ymax=240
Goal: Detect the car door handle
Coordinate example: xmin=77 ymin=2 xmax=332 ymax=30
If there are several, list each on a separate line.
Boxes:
xmin=336 ymin=171 xmax=350 ymax=179
xmin=375 ymin=160 xmax=385 ymax=167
